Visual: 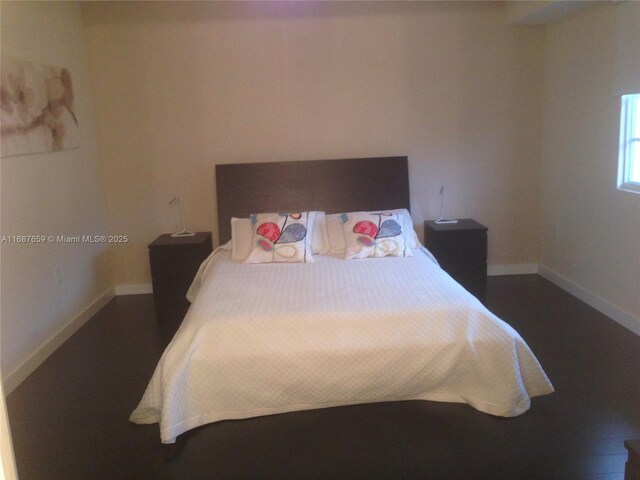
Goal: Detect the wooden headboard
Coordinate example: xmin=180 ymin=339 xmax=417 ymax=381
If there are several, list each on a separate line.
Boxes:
xmin=216 ymin=156 xmax=410 ymax=244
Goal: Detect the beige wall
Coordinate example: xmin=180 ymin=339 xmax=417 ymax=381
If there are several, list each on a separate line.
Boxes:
xmin=83 ymin=1 xmax=545 ymax=285
xmin=1 ymin=2 xmax=111 ymax=377
xmin=540 ymin=4 xmax=640 ymax=322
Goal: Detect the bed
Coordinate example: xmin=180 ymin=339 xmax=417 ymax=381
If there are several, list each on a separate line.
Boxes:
xmin=131 ymin=156 xmax=553 ymax=444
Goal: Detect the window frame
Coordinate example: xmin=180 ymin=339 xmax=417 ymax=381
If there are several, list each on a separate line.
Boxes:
xmin=618 ymin=93 xmax=640 ymax=194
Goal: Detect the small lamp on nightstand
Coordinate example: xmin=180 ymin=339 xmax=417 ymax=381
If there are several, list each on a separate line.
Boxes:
xmin=169 ymin=196 xmax=195 ymax=237
xmin=435 ymin=185 xmax=458 ymax=225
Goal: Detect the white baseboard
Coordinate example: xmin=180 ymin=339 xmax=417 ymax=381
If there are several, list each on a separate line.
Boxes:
xmin=114 ymin=283 xmax=153 ymax=295
xmin=2 ymin=287 xmax=116 ymax=395
xmin=538 ymin=264 xmax=640 ymax=336
xmin=487 ymin=264 xmax=538 ymax=276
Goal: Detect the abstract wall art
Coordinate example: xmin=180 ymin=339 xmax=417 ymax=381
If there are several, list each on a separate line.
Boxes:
xmin=1 ymin=56 xmax=79 ymax=157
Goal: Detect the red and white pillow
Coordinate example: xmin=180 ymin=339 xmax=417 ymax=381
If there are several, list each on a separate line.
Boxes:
xmin=243 ymin=211 xmax=317 ymax=264
xmin=326 ymin=208 xmax=418 ymax=256
xmin=231 ymin=212 xmax=328 ymax=262
xmin=339 ymin=211 xmax=413 ymax=259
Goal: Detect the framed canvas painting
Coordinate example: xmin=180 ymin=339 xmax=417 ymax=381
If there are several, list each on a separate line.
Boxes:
xmin=0 ymin=56 xmax=79 ymax=157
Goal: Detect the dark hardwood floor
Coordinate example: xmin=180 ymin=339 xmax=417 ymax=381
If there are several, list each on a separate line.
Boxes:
xmin=6 ymin=275 xmax=639 ymax=480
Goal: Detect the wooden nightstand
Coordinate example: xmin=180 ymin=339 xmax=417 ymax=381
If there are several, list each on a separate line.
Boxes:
xmin=625 ymin=439 xmax=640 ymax=480
xmin=424 ymin=219 xmax=487 ymax=301
xmin=148 ymin=232 xmax=213 ymax=329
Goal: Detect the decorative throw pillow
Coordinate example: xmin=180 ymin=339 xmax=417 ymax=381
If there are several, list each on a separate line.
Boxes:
xmin=326 ymin=209 xmax=419 ymax=254
xmin=340 ymin=211 xmax=413 ymax=259
xmin=244 ymin=211 xmax=315 ymax=263
xmin=232 ymin=212 xmax=327 ymax=261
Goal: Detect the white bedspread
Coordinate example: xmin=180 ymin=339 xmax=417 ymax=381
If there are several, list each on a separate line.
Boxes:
xmin=131 ymin=247 xmax=553 ymax=443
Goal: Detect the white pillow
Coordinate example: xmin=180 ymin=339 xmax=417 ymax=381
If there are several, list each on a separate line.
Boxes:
xmin=326 ymin=208 xmax=418 ymax=254
xmin=340 ymin=211 xmax=413 ymax=259
xmin=312 ymin=211 xmax=330 ymax=255
xmin=326 ymin=213 xmax=348 ymax=254
xmin=231 ymin=217 xmax=253 ymax=261
xmin=231 ymin=211 xmax=328 ymax=261
xmin=244 ymin=211 xmax=316 ymax=264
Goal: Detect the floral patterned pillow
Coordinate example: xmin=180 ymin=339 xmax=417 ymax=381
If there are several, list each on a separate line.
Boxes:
xmin=244 ymin=211 xmax=315 ymax=263
xmin=340 ymin=211 xmax=413 ymax=259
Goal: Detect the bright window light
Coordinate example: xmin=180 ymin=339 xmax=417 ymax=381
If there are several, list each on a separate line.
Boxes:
xmin=618 ymin=93 xmax=640 ymax=194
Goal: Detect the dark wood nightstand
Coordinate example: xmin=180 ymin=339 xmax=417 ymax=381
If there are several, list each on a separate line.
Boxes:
xmin=424 ymin=219 xmax=487 ymax=301
xmin=625 ymin=439 xmax=640 ymax=480
xmin=148 ymin=232 xmax=212 ymax=329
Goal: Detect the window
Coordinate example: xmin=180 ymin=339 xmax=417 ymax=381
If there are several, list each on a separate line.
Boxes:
xmin=618 ymin=93 xmax=640 ymax=194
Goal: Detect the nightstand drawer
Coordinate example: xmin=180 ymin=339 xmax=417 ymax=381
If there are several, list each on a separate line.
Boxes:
xmin=427 ymin=230 xmax=487 ymax=264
